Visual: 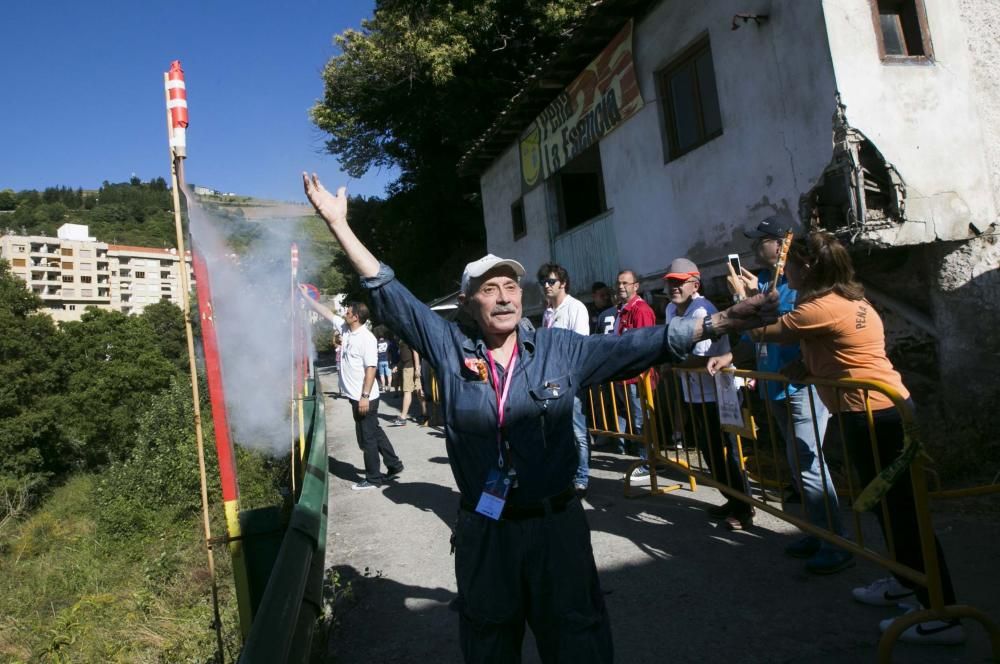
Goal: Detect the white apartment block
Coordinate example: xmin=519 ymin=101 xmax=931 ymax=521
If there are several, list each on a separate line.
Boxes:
xmin=1 ymin=224 xmax=192 ymax=322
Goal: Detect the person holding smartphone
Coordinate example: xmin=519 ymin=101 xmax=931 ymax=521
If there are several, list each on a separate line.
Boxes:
xmin=709 ymin=217 xmax=853 ymax=574
xmin=742 ymin=230 xmax=962 ymax=645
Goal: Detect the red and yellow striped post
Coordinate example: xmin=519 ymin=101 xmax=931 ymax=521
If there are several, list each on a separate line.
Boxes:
xmin=290 ymin=244 xmax=307 ymax=465
xmin=164 ymin=60 xmax=226 ymax=659
xmin=191 ymin=251 xmax=252 ymax=635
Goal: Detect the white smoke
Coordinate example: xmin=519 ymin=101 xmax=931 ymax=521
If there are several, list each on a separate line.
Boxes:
xmin=183 ymin=190 xmax=320 ymax=456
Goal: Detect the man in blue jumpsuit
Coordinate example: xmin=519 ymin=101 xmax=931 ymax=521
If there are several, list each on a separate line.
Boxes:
xmin=302 ymin=172 xmax=778 ymax=663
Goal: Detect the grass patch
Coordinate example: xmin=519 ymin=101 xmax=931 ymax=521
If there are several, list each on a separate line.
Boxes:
xmin=0 ymin=474 xmax=248 ymax=663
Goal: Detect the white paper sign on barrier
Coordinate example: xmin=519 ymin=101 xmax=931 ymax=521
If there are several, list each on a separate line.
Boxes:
xmin=715 ymin=372 xmax=745 ymax=430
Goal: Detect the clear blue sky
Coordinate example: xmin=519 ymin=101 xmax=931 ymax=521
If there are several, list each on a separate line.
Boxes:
xmin=0 ymin=0 xmax=395 ymax=202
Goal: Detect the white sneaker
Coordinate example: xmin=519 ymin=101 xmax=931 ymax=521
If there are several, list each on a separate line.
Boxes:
xmin=627 ymin=467 xmax=651 ymax=484
xmin=852 ymin=576 xmax=915 ymax=606
xmin=879 ymin=606 xmax=966 ymax=645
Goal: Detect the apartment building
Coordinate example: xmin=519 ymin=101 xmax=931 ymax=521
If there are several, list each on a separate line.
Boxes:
xmin=1 ymin=223 xmax=192 ymax=322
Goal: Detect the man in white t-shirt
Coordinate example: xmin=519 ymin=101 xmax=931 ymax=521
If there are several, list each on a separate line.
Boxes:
xmin=663 ymin=258 xmax=752 ymax=529
xmin=539 ymin=262 xmax=592 ymax=494
xmin=303 ymin=293 xmax=403 ymax=490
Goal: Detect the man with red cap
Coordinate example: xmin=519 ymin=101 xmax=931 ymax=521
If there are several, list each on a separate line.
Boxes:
xmin=664 ymin=258 xmax=753 ymax=530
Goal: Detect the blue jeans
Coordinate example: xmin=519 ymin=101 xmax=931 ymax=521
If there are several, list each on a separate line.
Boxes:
xmin=616 ymin=383 xmax=646 ymax=461
xmin=377 ymin=361 xmax=391 ymax=381
xmin=771 ymin=386 xmax=845 ymax=547
xmin=572 ymin=396 xmax=590 ymax=487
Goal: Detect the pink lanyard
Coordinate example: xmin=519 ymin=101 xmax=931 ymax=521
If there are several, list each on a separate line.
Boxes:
xmin=485 ymin=343 xmax=519 ymax=468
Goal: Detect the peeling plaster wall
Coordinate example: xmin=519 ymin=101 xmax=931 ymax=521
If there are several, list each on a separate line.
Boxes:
xmin=958 ymin=0 xmax=1000 ymax=219
xmin=929 ymin=235 xmax=1000 ymax=414
xmin=599 ymin=0 xmax=837 ymax=282
xmin=822 ymin=0 xmax=999 ymax=243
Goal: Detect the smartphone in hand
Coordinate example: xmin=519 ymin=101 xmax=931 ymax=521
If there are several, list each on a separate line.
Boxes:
xmin=727 ymin=253 xmax=742 ymax=275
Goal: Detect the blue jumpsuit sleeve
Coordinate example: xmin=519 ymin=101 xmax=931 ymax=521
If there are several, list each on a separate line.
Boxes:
xmin=568 ymin=317 xmax=698 ymax=388
xmin=362 ymin=263 xmax=457 ymax=373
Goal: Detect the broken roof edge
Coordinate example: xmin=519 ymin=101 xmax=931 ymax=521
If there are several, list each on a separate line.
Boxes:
xmin=456 ymin=0 xmax=657 ymax=180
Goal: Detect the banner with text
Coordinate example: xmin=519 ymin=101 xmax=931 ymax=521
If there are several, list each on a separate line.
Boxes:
xmin=519 ymin=21 xmax=644 ymax=191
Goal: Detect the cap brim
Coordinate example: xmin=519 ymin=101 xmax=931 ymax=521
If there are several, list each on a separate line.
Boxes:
xmin=663 ymin=272 xmax=700 ymax=281
xmin=467 ymin=259 xmax=526 ymax=280
xmin=744 ymin=228 xmax=791 ymax=239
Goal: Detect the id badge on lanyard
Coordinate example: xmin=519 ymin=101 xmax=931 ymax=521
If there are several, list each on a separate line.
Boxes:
xmin=474 ymin=344 xmax=519 ymax=520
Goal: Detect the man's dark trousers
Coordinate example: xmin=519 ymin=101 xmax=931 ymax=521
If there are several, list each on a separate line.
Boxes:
xmin=452 ymin=499 xmax=613 ymax=663
xmin=350 ymin=398 xmax=402 ymax=484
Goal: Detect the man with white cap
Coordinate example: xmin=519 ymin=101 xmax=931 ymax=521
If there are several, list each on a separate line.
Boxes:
xmin=302 ymin=172 xmax=779 ymax=664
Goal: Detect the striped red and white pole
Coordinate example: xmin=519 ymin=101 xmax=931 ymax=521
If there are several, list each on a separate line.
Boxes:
xmin=166 ymin=60 xmax=189 ymax=158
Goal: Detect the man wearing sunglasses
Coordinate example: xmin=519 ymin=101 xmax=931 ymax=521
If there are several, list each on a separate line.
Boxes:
xmin=539 ymin=263 xmax=592 ymax=494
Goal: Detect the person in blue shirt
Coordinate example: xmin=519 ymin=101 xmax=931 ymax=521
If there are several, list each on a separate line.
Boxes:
xmin=302 ymin=172 xmax=779 ymax=663
xmin=708 ymin=218 xmax=853 ymax=575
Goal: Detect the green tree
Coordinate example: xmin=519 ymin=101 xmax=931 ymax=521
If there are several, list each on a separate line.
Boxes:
xmin=139 ymin=301 xmax=188 ymax=371
xmin=312 ymin=0 xmax=593 ymax=298
xmin=0 ymin=189 xmax=15 ymax=211
xmin=0 ymin=261 xmax=68 ymax=483
xmin=57 ymin=309 xmax=180 ymax=467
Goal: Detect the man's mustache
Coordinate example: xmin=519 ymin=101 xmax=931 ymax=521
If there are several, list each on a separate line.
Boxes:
xmin=491 ymin=304 xmax=517 ymax=315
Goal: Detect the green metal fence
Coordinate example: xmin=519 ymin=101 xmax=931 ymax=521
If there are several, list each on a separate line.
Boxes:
xmin=239 ymin=370 xmax=329 ymax=663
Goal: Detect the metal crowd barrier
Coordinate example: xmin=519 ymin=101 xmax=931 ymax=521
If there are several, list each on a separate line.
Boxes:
xmin=587 ymin=366 xmax=1000 ymax=663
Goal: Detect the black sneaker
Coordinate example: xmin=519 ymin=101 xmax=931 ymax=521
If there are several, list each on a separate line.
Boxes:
xmin=785 ymin=536 xmax=822 ymax=559
xmin=386 ymin=465 xmax=404 ymax=480
xmin=352 ymin=480 xmax=381 ymax=491
xmin=389 ymin=417 xmax=407 ymax=426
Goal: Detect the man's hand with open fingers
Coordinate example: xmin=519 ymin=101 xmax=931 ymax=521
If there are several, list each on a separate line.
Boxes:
xmin=302 ymin=172 xmax=347 ymax=228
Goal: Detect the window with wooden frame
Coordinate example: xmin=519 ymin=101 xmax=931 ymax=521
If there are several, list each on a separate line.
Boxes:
xmin=554 ymin=144 xmax=607 ymax=232
xmin=511 ymin=198 xmax=526 ymax=241
xmin=657 ymin=38 xmax=723 ymax=161
xmin=871 ymin=0 xmax=933 ymax=62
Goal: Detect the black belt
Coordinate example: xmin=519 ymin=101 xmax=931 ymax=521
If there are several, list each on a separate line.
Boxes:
xmin=460 ymin=487 xmax=577 ymax=521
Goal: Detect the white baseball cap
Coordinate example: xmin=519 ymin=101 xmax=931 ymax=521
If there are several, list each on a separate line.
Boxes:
xmin=461 ymin=254 xmax=526 ymax=294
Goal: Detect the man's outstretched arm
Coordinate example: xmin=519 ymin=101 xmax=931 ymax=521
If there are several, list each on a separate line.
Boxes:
xmin=301 ymin=172 xmax=453 ymax=371
xmin=298 ymin=284 xmax=338 ymax=325
xmin=303 ymin=172 xmax=379 ymax=279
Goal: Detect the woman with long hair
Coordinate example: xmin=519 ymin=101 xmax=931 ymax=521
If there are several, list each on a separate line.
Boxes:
xmin=751 ymin=231 xmax=963 ymax=645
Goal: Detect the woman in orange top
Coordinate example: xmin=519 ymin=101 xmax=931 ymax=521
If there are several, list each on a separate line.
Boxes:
xmin=754 ymin=231 xmax=962 ymax=645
